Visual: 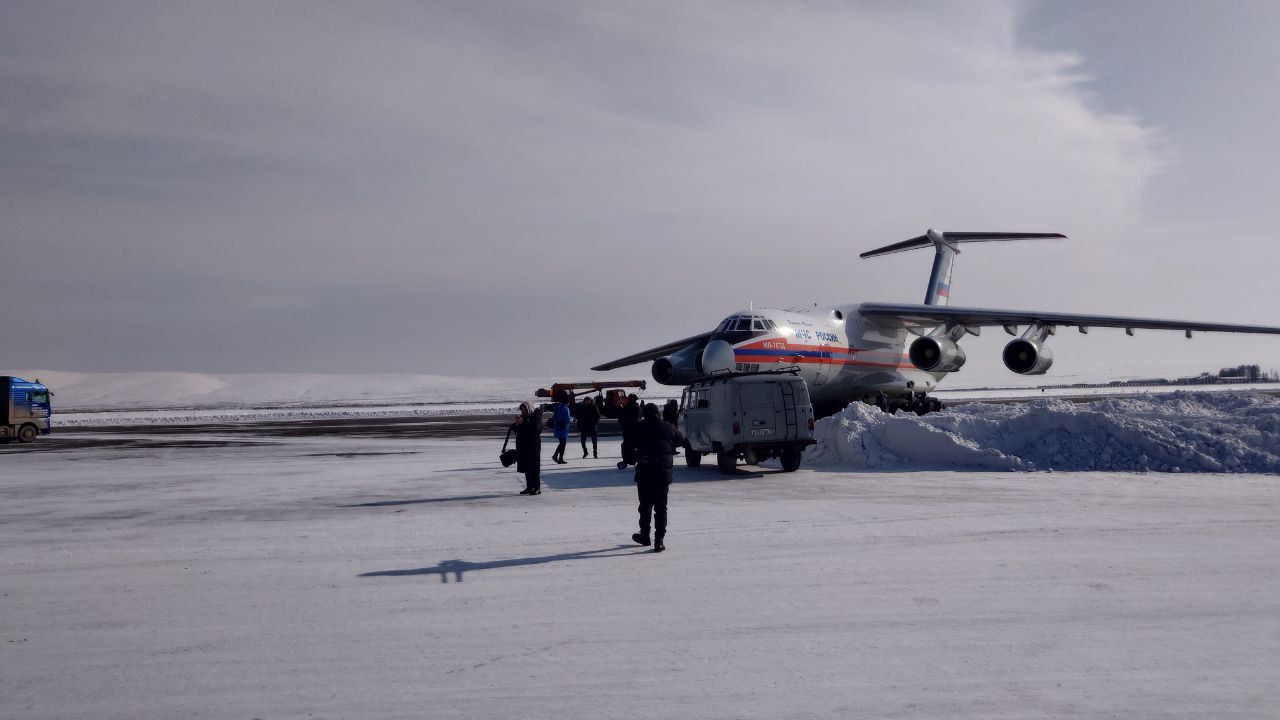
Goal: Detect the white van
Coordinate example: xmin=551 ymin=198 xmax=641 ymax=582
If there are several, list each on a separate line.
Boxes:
xmin=679 ymin=371 xmax=816 ymax=474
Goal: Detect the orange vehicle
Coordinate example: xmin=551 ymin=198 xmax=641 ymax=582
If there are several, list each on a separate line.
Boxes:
xmin=535 ymin=380 xmax=647 ymax=419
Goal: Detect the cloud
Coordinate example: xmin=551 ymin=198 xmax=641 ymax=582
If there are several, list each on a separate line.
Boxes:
xmin=0 ymin=1 xmax=1182 ymax=374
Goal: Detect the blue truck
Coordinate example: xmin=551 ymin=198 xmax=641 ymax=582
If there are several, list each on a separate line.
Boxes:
xmin=2 ymin=376 xmax=52 ymax=443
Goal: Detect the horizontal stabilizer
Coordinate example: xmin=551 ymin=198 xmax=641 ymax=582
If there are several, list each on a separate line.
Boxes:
xmin=860 ymin=230 xmax=1066 ymax=259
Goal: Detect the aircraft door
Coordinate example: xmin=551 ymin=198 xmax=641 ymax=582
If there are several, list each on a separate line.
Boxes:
xmin=814 ymin=343 xmax=831 ymax=386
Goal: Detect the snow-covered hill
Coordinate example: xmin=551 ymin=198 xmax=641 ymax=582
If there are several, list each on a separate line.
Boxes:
xmin=11 ymin=370 xmax=568 ymax=411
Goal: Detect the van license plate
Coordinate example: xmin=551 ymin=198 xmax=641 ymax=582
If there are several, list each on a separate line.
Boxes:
xmin=750 ymin=428 xmax=774 ymax=437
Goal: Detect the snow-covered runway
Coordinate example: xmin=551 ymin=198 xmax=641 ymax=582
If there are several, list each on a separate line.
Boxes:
xmin=2 ymin=430 xmax=1278 ymax=719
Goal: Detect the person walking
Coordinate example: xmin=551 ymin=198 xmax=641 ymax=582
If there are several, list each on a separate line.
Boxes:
xmin=577 ymin=396 xmax=601 ymax=459
xmin=616 ymin=394 xmax=643 ymax=470
xmin=511 ymin=401 xmax=544 ymax=495
xmin=550 ymin=390 xmax=572 ymax=464
xmin=630 ymin=403 xmax=684 ymax=553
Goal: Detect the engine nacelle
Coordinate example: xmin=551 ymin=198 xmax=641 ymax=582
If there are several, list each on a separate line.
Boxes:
xmin=651 ymin=342 xmax=705 ymax=385
xmin=908 ymin=336 xmax=967 ymax=373
xmin=1002 ymin=338 xmax=1054 ymax=375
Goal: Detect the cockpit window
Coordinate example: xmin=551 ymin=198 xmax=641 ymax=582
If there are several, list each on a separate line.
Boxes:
xmin=713 ymin=314 xmax=775 ymax=345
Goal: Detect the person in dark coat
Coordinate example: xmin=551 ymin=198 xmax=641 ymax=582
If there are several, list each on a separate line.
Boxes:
xmin=511 ymin=401 xmax=543 ymax=495
xmin=616 ymin=394 xmax=643 ymax=471
xmin=630 ymin=403 xmax=684 ymax=553
xmin=662 ymin=399 xmax=679 ymax=427
xmin=577 ymin=396 xmax=601 ymax=459
xmin=550 ymin=390 xmax=571 ymax=464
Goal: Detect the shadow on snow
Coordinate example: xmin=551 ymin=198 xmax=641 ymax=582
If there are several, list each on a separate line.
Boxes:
xmin=341 ymin=494 xmax=510 ymax=507
xmin=360 ymin=544 xmax=648 ymax=582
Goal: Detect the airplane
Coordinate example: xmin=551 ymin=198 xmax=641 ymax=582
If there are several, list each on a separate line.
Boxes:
xmin=591 ymin=229 xmax=1280 ymax=417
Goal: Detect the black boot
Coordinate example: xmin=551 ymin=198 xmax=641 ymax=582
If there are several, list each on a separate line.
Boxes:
xmin=653 ymin=538 xmax=665 ymax=553
xmin=632 ymin=532 xmax=650 ymax=546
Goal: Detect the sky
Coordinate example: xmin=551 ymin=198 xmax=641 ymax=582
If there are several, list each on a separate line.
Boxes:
xmin=2 ymin=0 xmax=1279 ymax=382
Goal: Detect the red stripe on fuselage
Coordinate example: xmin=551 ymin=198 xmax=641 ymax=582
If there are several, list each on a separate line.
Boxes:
xmin=732 ymin=338 xmax=914 ymax=369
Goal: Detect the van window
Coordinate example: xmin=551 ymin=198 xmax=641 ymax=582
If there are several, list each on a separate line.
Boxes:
xmin=31 ymin=392 xmax=49 ymax=404
xmin=741 ymin=383 xmax=777 ymax=407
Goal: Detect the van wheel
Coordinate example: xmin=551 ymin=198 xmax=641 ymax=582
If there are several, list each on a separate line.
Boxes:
xmin=716 ymin=451 xmax=736 ymax=475
xmin=684 ymin=447 xmax=702 ymax=468
xmin=780 ymin=447 xmax=802 ymax=472
xmin=17 ymin=424 xmax=39 ymax=443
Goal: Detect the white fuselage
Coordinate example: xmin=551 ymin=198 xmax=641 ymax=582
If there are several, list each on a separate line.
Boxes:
xmin=710 ymin=306 xmax=940 ymax=412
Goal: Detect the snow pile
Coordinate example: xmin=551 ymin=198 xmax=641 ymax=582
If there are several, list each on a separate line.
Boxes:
xmin=809 ymin=391 xmax=1280 ymax=473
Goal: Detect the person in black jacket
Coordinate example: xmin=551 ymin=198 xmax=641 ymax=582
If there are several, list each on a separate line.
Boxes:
xmin=616 ymin=394 xmax=643 ymax=471
xmin=630 ymin=403 xmax=685 ymax=552
xmin=577 ymin=396 xmax=601 ymax=459
xmin=662 ymin=399 xmax=679 ymax=427
xmin=511 ymin=401 xmax=543 ymax=495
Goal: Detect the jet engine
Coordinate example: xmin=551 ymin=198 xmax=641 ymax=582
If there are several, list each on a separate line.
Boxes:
xmin=1002 ymin=338 xmax=1054 ymax=375
xmin=651 ymin=342 xmax=705 ymax=385
xmin=908 ymin=336 xmax=967 ymax=373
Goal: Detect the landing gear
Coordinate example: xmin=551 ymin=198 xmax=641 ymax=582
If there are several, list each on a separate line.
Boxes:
xmin=877 ymin=392 xmax=943 ymax=416
xmin=910 ymin=396 xmax=943 ymax=416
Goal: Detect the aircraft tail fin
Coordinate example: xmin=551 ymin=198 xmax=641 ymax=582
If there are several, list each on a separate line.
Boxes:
xmin=861 ymin=229 xmax=1066 ymax=306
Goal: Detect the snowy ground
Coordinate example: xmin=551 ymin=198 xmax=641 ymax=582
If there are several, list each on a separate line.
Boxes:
xmin=3 ymin=428 xmax=1279 ymax=719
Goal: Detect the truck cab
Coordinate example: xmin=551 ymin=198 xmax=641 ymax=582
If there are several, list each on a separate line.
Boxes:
xmin=2 ymin=376 xmax=52 ymax=443
xmin=680 ymin=370 xmax=816 ymax=475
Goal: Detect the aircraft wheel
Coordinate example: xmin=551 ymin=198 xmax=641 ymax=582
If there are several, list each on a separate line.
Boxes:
xmin=780 ymin=446 xmax=802 ymax=472
xmin=716 ymin=451 xmax=736 ymax=475
xmin=17 ymin=424 xmax=39 ymax=443
xmin=685 ymin=447 xmax=702 ymax=468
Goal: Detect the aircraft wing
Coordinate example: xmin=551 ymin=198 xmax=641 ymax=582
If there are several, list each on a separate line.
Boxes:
xmin=858 ymin=303 xmax=1280 ymax=336
xmin=590 ymin=331 xmax=715 ymax=371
